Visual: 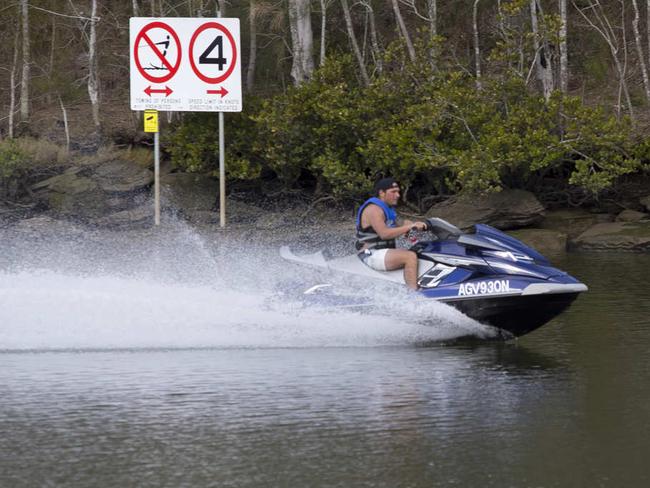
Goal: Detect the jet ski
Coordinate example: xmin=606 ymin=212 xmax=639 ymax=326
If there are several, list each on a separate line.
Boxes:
xmin=280 ymin=218 xmax=587 ymax=338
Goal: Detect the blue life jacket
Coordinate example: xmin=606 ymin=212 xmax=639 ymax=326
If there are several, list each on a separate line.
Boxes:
xmin=355 ymin=197 xmax=398 ymax=250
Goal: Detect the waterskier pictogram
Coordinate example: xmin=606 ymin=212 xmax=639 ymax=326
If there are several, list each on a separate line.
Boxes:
xmin=133 ymin=21 xmax=182 ymax=84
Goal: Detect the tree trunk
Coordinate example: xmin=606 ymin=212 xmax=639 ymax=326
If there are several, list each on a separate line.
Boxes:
xmin=58 ymin=95 xmax=70 ymax=151
xmin=364 ymin=2 xmax=382 ymax=75
xmin=341 ymin=0 xmax=370 ymax=85
xmin=619 ymin=0 xmax=633 ymax=119
xmin=391 ymin=0 xmax=416 ymax=63
xmin=132 ymin=0 xmax=139 ymax=16
xmin=427 ymin=0 xmax=437 ymax=69
xmin=288 ymin=0 xmax=315 ymax=85
xmin=319 ymin=0 xmax=327 ymax=66
xmin=88 ymin=0 xmax=101 ymax=131
xmin=473 ymin=0 xmax=482 ymax=89
xmin=246 ymin=0 xmax=258 ymax=91
xmin=20 ymin=0 xmax=30 ymax=124
xmin=559 ymin=0 xmax=568 ymax=94
xmin=47 ymin=16 xmax=56 ymax=105
xmin=574 ymin=1 xmax=634 ymax=121
xmin=631 ymin=0 xmax=650 ymax=102
xmin=647 ymin=0 xmax=650 ymax=72
xmin=9 ymin=24 xmax=20 ymax=139
xmin=530 ymin=0 xmax=554 ymax=101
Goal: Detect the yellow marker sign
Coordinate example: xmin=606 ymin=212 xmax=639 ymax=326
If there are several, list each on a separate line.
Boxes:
xmin=144 ymin=109 xmax=158 ymax=133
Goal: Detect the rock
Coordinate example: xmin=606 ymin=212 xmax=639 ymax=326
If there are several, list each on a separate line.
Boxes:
xmin=93 ymin=159 xmax=153 ymax=193
xmin=90 ymin=203 xmax=154 ymax=228
xmin=161 ymin=173 xmax=218 ymax=212
xmin=186 ymin=200 xmax=264 ymax=225
xmin=29 ymin=161 xmax=154 ymax=223
xmin=30 ymin=167 xmax=84 ymax=191
xmin=615 ymin=209 xmax=648 ymax=222
xmin=640 ymin=195 xmax=650 ymax=212
xmin=33 ymin=170 xmax=95 ymax=195
xmin=539 ymin=209 xmax=614 ymax=238
xmin=572 ymin=221 xmax=650 ymax=251
xmin=8 ymin=216 xmax=86 ymax=238
xmin=105 ymin=192 xmax=149 ymax=212
xmin=34 ymin=172 xmax=110 ymax=220
xmin=426 ymin=189 xmax=545 ymax=230
xmin=507 ymin=229 xmax=568 ymax=254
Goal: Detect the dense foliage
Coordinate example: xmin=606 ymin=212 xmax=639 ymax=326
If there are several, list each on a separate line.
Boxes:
xmin=166 ymin=50 xmax=646 ymax=206
xmin=2 ymin=1 xmax=650 ymax=209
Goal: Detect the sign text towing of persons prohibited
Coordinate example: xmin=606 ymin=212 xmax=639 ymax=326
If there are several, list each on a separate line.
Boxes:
xmin=129 ymin=18 xmax=242 ymax=113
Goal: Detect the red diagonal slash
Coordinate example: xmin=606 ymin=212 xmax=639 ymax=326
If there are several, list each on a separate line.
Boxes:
xmin=134 ymin=22 xmax=181 ymax=84
xmin=141 ymin=32 xmax=174 ymax=72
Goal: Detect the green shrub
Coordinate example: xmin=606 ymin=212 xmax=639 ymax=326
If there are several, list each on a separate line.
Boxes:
xmin=0 ymin=139 xmax=28 ymax=181
xmin=164 ymin=53 xmax=644 ymax=204
xmin=164 ymin=102 xmax=262 ymax=181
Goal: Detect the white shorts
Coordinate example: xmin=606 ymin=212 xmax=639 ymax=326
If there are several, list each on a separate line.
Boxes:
xmin=360 ymin=248 xmax=390 ymax=271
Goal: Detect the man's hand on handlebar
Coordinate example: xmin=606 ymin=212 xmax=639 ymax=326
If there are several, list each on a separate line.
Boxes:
xmin=408 ymin=221 xmax=428 ymax=232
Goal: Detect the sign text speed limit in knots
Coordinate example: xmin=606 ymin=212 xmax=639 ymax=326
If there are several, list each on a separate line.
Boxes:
xmin=130 ymin=17 xmax=242 ymax=112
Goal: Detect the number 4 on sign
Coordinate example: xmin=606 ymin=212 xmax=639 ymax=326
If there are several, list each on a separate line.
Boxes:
xmin=200 ymin=36 xmax=226 ymax=70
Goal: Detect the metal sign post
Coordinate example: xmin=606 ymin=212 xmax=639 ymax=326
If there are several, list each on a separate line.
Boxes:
xmin=129 ymin=17 xmax=242 ymax=227
xmin=219 ymin=111 xmax=225 ymax=227
xmin=154 ymin=131 xmax=160 ymax=225
xmin=144 ymin=109 xmax=160 ymax=226
xmin=218 ymin=9 xmax=226 ymax=228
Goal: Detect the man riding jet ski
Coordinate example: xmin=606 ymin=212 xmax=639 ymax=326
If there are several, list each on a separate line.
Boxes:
xmin=281 ymin=178 xmax=588 ymax=338
xmin=356 ymin=177 xmax=428 ymax=290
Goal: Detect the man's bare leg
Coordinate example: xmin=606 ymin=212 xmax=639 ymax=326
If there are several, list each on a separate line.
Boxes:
xmin=384 ymin=249 xmax=419 ymax=290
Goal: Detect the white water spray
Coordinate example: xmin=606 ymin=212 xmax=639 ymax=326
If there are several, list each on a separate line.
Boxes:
xmin=0 ymin=221 xmax=494 ymax=351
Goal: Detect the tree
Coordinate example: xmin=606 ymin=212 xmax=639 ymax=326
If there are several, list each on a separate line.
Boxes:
xmin=573 ymin=1 xmax=634 ymax=121
xmin=288 ymin=0 xmax=314 ymax=85
xmin=317 ymin=0 xmax=335 ymax=67
xmin=87 ymin=0 xmax=100 ymax=131
xmin=8 ymin=22 xmax=20 ymax=138
xmin=631 ymin=0 xmax=650 ymax=102
xmin=401 ymin=0 xmax=438 ymax=68
xmin=359 ymin=1 xmax=383 ymax=75
xmin=530 ymin=0 xmax=554 ymax=101
xmin=20 ymin=0 xmax=30 ymax=124
xmin=559 ymin=0 xmax=568 ymax=94
xmin=391 ymin=0 xmax=416 ymax=63
xmin=340 ymin=0 xmax=369 ymax=85
xmin=246 ymin=0 xmax=258 ymax=91
xmin=473 ymin=0 xmax=482 ymax=89
xmin=427 ymin=0 xmax=438 ymax=69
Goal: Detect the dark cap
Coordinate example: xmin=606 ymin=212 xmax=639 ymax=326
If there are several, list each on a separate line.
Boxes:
xmin=373 ymin=177 xmax=399 ymax=195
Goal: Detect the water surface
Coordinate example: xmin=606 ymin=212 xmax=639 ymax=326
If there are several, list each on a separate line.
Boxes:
xmin=1 ymin=232 xmax=649 ymax=487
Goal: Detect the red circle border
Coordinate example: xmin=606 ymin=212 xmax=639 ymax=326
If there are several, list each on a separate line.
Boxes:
xmin=134 ymin=21 xmax=182 ymax=84
xmin=189 ymin=22 xmax=237 ymax=84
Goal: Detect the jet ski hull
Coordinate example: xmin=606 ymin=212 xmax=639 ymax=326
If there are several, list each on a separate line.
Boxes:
xmin=442 ymin=291 xmax=581 ymax=337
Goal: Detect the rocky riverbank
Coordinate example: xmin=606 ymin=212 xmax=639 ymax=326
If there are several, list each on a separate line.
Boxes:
xmin=2 ymin=150 xmax=650 ymax=253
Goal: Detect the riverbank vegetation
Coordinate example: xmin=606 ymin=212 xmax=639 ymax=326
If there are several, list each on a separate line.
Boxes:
xmin=1 ymin=1 xmax=650 ymax=212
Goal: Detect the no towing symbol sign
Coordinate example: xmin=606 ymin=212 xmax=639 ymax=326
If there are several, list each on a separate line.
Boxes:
xmin=130 ymin=17 xmax=242 ymax=112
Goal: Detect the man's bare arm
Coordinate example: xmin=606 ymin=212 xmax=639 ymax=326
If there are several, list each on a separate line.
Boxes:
xmin=364 ymin=205 xmax=423 ymax=240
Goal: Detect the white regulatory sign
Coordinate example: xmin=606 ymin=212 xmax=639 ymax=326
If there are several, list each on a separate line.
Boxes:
xmin=130 ymin=17 xmax=242 ymax=112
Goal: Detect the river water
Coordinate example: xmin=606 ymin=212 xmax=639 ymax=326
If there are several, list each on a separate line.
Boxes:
xmin=1 ymin=227 xmax=649 ymax=487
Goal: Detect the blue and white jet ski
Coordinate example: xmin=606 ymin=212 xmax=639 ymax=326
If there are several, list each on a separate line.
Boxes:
xmin=280 ymin=218 xmax=587 ymax=338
